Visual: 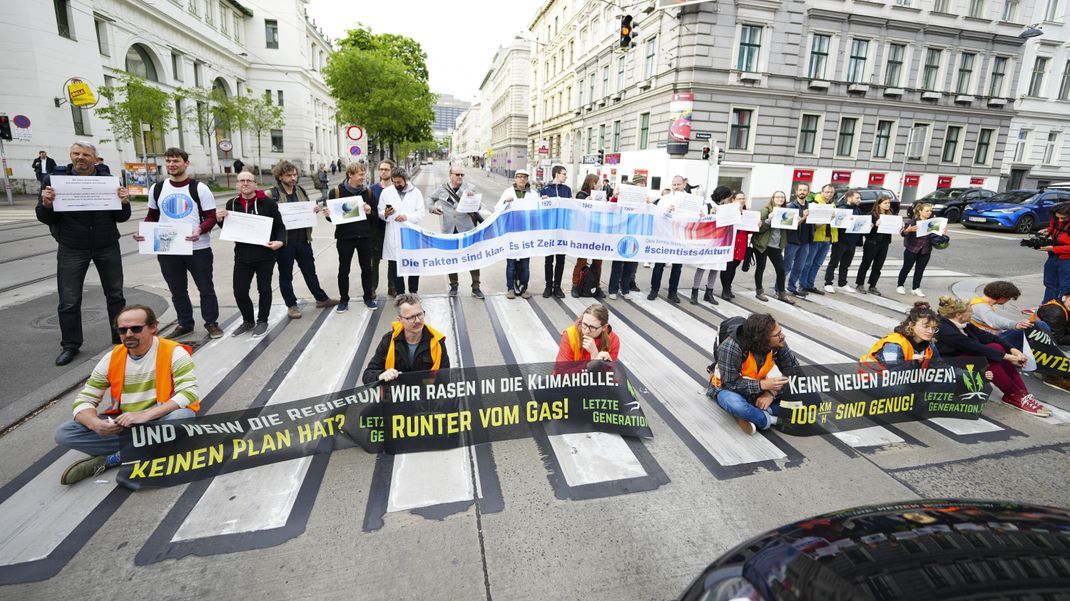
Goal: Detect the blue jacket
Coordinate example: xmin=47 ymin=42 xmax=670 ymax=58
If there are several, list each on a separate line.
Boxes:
xmin=540 ymin=183 xmax=572 ymax=198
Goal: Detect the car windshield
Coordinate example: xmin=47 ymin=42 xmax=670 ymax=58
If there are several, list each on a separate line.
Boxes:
xmin=921 ymin=189 xmax=963 ymax=200
xmin=985 ymin=191 xmax=1036 ymax=204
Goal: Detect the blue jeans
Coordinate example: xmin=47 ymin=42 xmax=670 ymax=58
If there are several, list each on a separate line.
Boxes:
xmin=802 ymin=241 xmax=831 ymax=289
xmin=158 ymin=248 xmax=219 ymax=330
xmin=650 ymin=263 xmax=682 ymax=294
xmin=277 ymin=238 xmax=329 ymax=307
xmin=608 ymin=261 xmax=638 ymax=294
xmin=54 ymin=408 xmax=197 ymax=458
xmin=506 ymin=258 xmax=530 ymax=292
xmin=784 ymin=243 xmax=812 ymax=293
xmin=715 ymin=389 xmax=779 ymax=430
xmin=1042 ymin=254 xmax=1070 ymax=302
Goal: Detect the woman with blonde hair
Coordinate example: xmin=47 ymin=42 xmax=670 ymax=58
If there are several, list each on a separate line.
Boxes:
xmin=751 ymin=190 xmax=793 ymax=304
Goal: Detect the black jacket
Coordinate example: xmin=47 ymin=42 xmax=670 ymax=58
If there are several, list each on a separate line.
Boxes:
xmin=32 ymin=156 xmax=56 ymax=175
xmin=362 ymin=325 xmax=451 ymax=384
xmin=786 ymin=198 xmax=814 ymax=245
xmin=1037 ymin=302 xmax=1070 ymax=345
xmin=325 ymin=183 xmax=374 ymax=239
xmin=269 ymin=184 xmax=313 ymax=245
xmin=221 ymin=193 xmax=287 ymax=263
xmin=934 ymin=317 xmax=1008 ymax=363
xmin=835 ymin=200 xmax=866 ymax=246
xmin=35 ymin=172 xmax=131 ymax=250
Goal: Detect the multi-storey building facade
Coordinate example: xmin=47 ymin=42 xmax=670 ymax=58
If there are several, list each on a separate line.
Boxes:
xmin=527 ymin=0 xmax=1029 ymax=203
xmin=2 ymin=0 xmax=338 ymax=192
xmin=432 ymin=93 xmax=471 ymax=136
xmin=527 ymin=0 xmax=579 ymax=180
xmin=481 ymin=41 xmax=530 ymax=176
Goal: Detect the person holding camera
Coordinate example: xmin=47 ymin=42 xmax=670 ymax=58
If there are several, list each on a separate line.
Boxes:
xmin=1037 ymin=203 xmax=1070 ymax=303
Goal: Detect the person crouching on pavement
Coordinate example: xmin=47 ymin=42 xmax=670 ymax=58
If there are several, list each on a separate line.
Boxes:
xmin=555 ymin=303 xmax=620 ymax=372
xmin=362 ymin=294 xmax=450 ymax=384
xmin=54 ymin=305 xmax=199 ymax=485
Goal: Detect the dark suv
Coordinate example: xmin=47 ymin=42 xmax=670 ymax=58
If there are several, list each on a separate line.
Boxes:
xmin=909 ymin=187 xmax=995 ymax=222
xmin=832 ymin=187 xmax=900 ymax=214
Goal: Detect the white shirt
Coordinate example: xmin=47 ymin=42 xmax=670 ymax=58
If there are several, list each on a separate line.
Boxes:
xmin=149 ymin=179 xmax=217 ymax=251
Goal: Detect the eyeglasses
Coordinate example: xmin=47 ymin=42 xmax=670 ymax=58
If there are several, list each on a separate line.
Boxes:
xmin=237 ymin=179 xmax=255 ymax=184
xmin=919 ymin=324 xmax=940 ymax=333
xmin=400 ymin=311 xmax=425 ymax=323
xmin=580 ymin=321 xmax=604 ymax=331
xmin=117 ymin=324 xmax=148 ymax=335
xmin=452 ymin=173 xmax=465 ymax=177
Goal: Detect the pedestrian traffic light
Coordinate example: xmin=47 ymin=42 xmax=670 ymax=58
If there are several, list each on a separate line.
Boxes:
xmin=597 ymin=149 xmax=605 ymax=164
xmin=716 ymin=147 xmax=725 ymax=165
xmin=0 ymin=116 xmax=10 ymax=141
xmin=702 ymin=146 xmax=711 ymax=160
xmin=620 ymin=15 xmax=635 ymax=49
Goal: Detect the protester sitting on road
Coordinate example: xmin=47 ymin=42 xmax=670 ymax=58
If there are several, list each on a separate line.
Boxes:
xmin=861 ymin=302 xmax=941 ymax=369
xmin=855 ymin=194 xmax=894 ymax=296
xmin=935 ymin=296 xmax=1050 ymax=417
xmin=970 ymin=280 xmax=1048 ymax=370
xmin=216 ymin=173 xmax=287 ymax=337
xmin=555 ymin=303 xmax=620 ymax=371
xmin=897 ymin=202 xmax=944 ymax=297
xmin=362 ymin=294 xmax=450 ymax=384
xmin=571 ymin=174 xmax=605 ymax=298
xmin=53 ymin=305 xmax=199 ymax=485
xmin=1036 ymin=202 xmax=1070 ymax=303
xmin=380 ymin=167 xmax=425 ymax=296
xmin=496 ymin=169 xmax=534 ymax=299
xmin=690 ymin=185 xmax=732 ymax=305
xmin=1036 ymin=293 xmax=1070 ymax=346
xmin=708 ymin=313 xmax=800 ymax=435
xmin=752 ymin=190 xmax=793 ymax=305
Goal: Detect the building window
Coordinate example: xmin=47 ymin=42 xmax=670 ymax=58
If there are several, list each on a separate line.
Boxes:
xmin=602 ymin=65 xmax=610 ymax=97
xmin=264 ymin=89 xmax=272 ymax=104
xmin=271 ymin=129 xmax=284 ymax=152
xmin=588 ymin=76 xmax=595 ymax=104
xmin=730 ymin=108 xmax=753 ymax=151
xmin=578 ymin=78 xmax=584 ymax=105
xmin=807 ymin=34 xmax=830 ymax=79
xmin=1059 ymin=61 xmax=1070 ymax=100
xmin=54 ymin=0 xmax=72 ymax=39
xmin=643 ymin=36 xmax=657 ymax=79
xmin=922 ymin=48 xmax=942 ymax=91
xmin=193 ymin=61 xmax=202 ymax=86
xmin=956 ymin=53 xmax=975 ymax=93
xmin=989 ymin=56 xmax=1007 ymax=96
xmin=942 ymin=126 xmax=962 ymax=162
xmin=836 ymin=117 xmax=858 ymax=157
xmin=895 ymin=0 xmax=912 ymax=5
xmin=586 ymin=127 xmax=594 ymax=154
xmin=1044 ymin=131 xmax=1059 ymax=164
xmin=220 ymin=6 xmax=228 ymax=33
xmin=874 ymin=120 xmax=894 ymax=159
xmin=1029 ymin=57 xmax=1048 ymax=96
xmin=233 ymin=14 xmax=241 ymax=41
xmin=569 ymin=40 xmax=574 ymax=64
xmin=175 ymin=98 xmax=185 ymax=149
xmin=975 ymin=128 xmax=994 ymax=164
xmin=599 ymin=124 xmax=606 ymax=150
xmin=617 ymin=56 xmax=626 ymax=91
xmin=1045 ymin=0 xmax=1060 ymax=20
xmin=71 ymin=106 xmax=89 ymax=136
xmin=277 ymin=90 xmax=284 ymax=106
xmin=797 ymin=114 xmax=821 ymax=155
xmin=1002 ymin=0 xmax=1019 ymax=20
xmin=638 ymin=112 xmax=650 ymax=150
xmin=846 ymin=39 xmax=869 ymax=83
xmin=265 ymin=19 xmax=279 ymax=49
xmin=94 ymin=19 xmax=109 ymax=55
xmin=613 ymin=120 xmax=621 ymax=151
xmin=737 ymin=26 xmax=762 ymax=72
xmin=885 ymin=43 xmax=905 ymax=87
xmin=125 ymin=45 xmax=159 ymax=82
xmin=1014 ymin=130 xmax=1029 ymax=162
xmin=934 ymin=0 xmax=949 ymax=10
xmin=908 ymin=123 xmax=930 ymax=160
xmin=969 ymin=0 xmax=985 ymax=18
xmin=171 ymin=52 xmax=183 ymax=81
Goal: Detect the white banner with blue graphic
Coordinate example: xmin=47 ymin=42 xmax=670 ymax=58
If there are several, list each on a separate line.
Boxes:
xmin=396 ymin=197 xmax=736 ymax=276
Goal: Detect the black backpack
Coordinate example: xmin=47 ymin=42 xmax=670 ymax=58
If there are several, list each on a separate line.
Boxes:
xmin=576 ymin=264 xmax=600 ymax=297
xmin=707 ymin=316 xmax=745 ymax=376
xmin=152 ymin=179 xmax=202 ymax=211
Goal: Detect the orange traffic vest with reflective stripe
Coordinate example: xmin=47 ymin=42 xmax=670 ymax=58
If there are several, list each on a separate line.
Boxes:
xmin=106 ymin=338 xmax=196 ymax=414
xmin=861 ymin=333 xmax=932 ymax=369
xmin=384 ymin=321 xmax=445 ymax=370
xmin=711 ymin=350 xmax=775 ymax=387
xmin=1032 ymin=299 xmax=1069 ymax=323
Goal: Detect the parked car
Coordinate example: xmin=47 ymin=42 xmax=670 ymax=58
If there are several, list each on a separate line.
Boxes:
xmin=678 ymin=499 xmax=1070 ymax=601
xmin=832 ymin=187 xmax=900 ymax=214
xmin=909 ymin=187 xmax=995 ymax=223
xmin=961 ymin=189 xmax=1070 ymax=233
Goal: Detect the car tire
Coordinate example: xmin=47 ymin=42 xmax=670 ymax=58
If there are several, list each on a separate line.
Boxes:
xmin=943 ymin=207 xmax=961 ymax=223
xmin=1015 ymin=215 xmax=1036 ymax=234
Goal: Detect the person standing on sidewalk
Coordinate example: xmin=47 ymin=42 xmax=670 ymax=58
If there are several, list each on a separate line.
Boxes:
xmin=497 ymin=169 xmax=534 ymax=299
xmin=324 ymin=162 xmax=377 ymax=311
xmin=571 ymin=174 xmax=605 ymax=298
xmin=752 ymin=191 xmax=794 ymax=304
xmin=784 ymin=182 xmax=813 ymax=298
xmin=268 ymin=160 xmax=339 ymax=319
xmin=540 ymin=165 xmax=572 ymax=298
xmin=690 ymin=185 xmax=733 ymax=305
xmin=36 ymin=142 xmax=130 ymax=366
xmin=648 ymin=176 xmax=687 ymax=303
xmin=855 ymin=194 xmax=894 ymax=296
xmin=800 ymin=183 xmax=837 ymax=296
xmin=823 ymin=188 xmax=863 ymax=293
xmin=32 ymin=150 xmax=56 ymax=183
xmin=380 ymin=166 xmax=425 ymax=295
xmin=718 ymin=190 xmax=752 ymax=301
xmin=428 ymin=165 xmax=484 ymax=299
xmin=133 ymin=147 xmax=222 ymax=339
xmin=369 ymin=160 xmax=394 ymax=296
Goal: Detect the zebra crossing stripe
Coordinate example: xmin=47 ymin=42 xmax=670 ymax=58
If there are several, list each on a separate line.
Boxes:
xmin=800 ymin=293 xmax=901 ymax=331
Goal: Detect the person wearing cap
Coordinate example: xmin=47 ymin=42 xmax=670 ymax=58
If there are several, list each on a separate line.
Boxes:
xmin=496 ymin=169 xmax=534 ymax=298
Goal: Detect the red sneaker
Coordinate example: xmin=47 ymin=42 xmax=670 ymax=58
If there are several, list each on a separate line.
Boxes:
xmin=1002 ymin=393 xmax=1053 ymax=417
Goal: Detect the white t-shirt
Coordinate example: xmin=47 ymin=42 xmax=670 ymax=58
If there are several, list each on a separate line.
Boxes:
xmin=149 ymin=179 xmax=217 ymax=251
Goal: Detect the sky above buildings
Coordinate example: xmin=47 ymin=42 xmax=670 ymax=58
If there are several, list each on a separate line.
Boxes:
xmin=306 ymin=0 xmax=545 ymax=101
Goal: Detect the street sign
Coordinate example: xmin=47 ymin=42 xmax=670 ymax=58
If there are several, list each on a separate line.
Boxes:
xmin=581 ymin=154 xmax=600 ymax=165
xmin=693 ymin=131 xmax=712 ymax=141
xmin=604 ymin=152 xmax=621 ymax=165
xmin=12 ymin=115 xmax=30 ymax=128
xmin=656 ymin=141 xmax=668 ymax=148
xmin=218 ymin=139 xmax=233 ymax=152
xmin=346 ymin=125 xmax=365 ymax=141
xmin=537 ymin=139 xmax=549 ymax=155
xmin=349 ymin=145 xmax=363 ymax=156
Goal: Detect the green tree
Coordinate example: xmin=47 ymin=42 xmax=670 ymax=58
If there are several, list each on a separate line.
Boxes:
xmin=337 ymin=25 xmax=429 ymax=82
xmin=237 ymin=93 xmax=285 ymax=184
xmin=94 ymin=72 xmax=173 ymax=157
xmin=177 ymin=85 xmax=246 ymax=180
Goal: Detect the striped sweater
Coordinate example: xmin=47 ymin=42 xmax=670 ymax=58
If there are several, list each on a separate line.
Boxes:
xmin=72 ymin=338 xmax=198 ymax=416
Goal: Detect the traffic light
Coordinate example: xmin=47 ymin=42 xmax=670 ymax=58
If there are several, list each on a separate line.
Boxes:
xmin=0 ymin=116 xmax=10 ymax=141
xmin=716 ymin=147 xmax=725 ymax=165
xmin=702 ymin=146 xmax=711 ymax=160
xmin=620 ymin=15 xmax=635 ymax=49
xmin=597 ymin=149 xmax=605 ymax=165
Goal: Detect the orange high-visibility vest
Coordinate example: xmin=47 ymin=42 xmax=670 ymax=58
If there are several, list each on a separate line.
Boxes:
xmin=384 ymin=321 xmax=445 ymax=370
xmin=861 ymin=333 xmax=932 ymax=370
xmin=106 ymin=338 xmax=197 ymax=414
xmin=711 ymin=350 xmax=775 ymax=387
xmin=1032 ymin=299 xmax=1069 ymax=322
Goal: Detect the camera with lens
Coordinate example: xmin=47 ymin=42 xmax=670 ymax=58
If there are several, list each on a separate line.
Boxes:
xmin=1021 ymin=234 xmax=1055 ymax=250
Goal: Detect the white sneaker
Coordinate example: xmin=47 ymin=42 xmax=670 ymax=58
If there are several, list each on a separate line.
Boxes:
xmin=823 ymin=284 xmax=836 ymax=293
xmin=620 ymin=292 xmax=630 ymax=300
xmin=896 ymin=286 xmax=907 ymax=295
xmin=608 ymin=293 xmax=618 ymax=300
xmin=643 ymin=262 xmax=653 ymax=268
xmin=912 ymin=288 xmax=925 ymax=297
xmin=840 ymin=284 xmax=857 ymax=293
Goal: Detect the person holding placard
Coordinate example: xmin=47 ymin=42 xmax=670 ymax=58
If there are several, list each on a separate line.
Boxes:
xmin=648 ymin=176 xmax=687 ymax=303
xmin=216 ymin=174 xmax=287 ymax=337
xmin=717 ymin=191 xmax=752 ymax=301
xmin=800 ymin=183 xmax=838 ymax=295
xmin=324 ymin=162 xmax=377 ymax=311
xmin=496 ymin=169 xmax=534 ymax=299
xmin=784 ymin=183 xmax=813 ymax=298
xmin=429 ymin=165 xmax=484 ymax=299
xmin=269 ymin=160 xmax=338 ymax=319
xmin=133 ymin=148 xmax=221 ymax=339
xmin=897 ymin=202 xmax=944 ymax=297
xmin=570 ymin=174 xmax=606 ymax=298
xmin=36 ymin=142 xmax=131 ymax=366
xmin=690 ymin=186 xmax=733 ymax=305
xmin=380 ymin=167 xmax=426 ymax=295
xmin=752 ymin=191 xmax=794 ymax=304
xmin=369 ymin=160 xmax=394 ymax=296
xmin=823 ymin=189 xmax=864 ymax=294
xmin=540 ymin=165 xmax=573 ymax=298
xmin=854 ymin=194 xmax=895 ymax=296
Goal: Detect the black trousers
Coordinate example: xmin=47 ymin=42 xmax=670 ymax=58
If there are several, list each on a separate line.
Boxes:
xmin=824 ymin=241 xmax=857 ymax=287
xmin=544 ymin=254 xmax=566 ymax=289
xmin=387 ymin=260 xmax=419 ymax=294
xmin=720 ymin=260 xmax=741 ymax=292
xmin=56 ymin=243 xmax=125 ymax=350
xmin=234 ymin=259 xmax=275 ymax=323
xmin=159 ymin=248 xmax=219 ymax=329
xmin=650 ymin=263 xmax=682 ymax=294
xmin=754 ymin=247 xmax=786 ymax=293
xmin=337 ymin=237 xmax=375 ymax=302
xmin=855 ymin=238 xmax=890 ymax=288
xmin=897 ymin=250 xmax=932 ymax=289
